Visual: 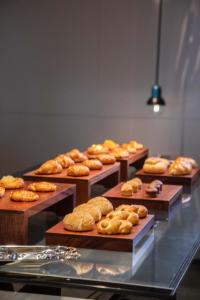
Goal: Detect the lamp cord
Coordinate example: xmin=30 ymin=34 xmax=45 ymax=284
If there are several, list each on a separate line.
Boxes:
xmin=155 ymin=0 xmax=163 ymax=85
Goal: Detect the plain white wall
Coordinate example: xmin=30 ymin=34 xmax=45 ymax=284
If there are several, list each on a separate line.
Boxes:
xmin=0 ymin=0 xmax=199 ymax=175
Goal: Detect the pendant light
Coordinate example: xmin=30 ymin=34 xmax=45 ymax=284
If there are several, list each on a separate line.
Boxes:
xmin=147 ymin=0 xmax=166 ymax=113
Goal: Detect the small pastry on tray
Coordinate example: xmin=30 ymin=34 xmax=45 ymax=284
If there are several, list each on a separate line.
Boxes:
xmin=54 ymin=154 xmax=75 ymax=168
xmin=116 ymin=204 xmax=148 ymax=219
xmin=66 ymin=149 xmax=88 ymax=163
xmin=175 ymin=157 xmax=197 ymax=169
xmin=106 ymin=210 xmax=139 ymax=225
xmin=63 ymin=211 xmax=95 ymax=232
xmin=83 ymin=159 xmax=103 ymax=170
xmin=121 ymin=182 xmax=133 ymax=196
xmin=143 ymin=157 xmax=169 ymax=174
xmin=121 ymin=143 xmax=136 ymax=154
xmin=87 ymin=197 xmax=113 ymax=215
xmin=128 ymin=140 xmax=144 ymax=150
xmin=96 ymin=219 xmax=121 ymax=235
xmin=0 ymin=186 xmax=5 ymax=198
xmin=0 ymin=175 xmax=25 ymax=189
xmin=67 ymin=165 xmax=90 ymax=177
xmin=87 ymin=144 xmax=109 ymax=155
xmin=10 ymin=190 xmax=39 ymax=202
xmin=110 ymin=148 xmax=129 ymax=159
xmin=102 ymin=139 xmax=119 ymax=150
xmin=127 ymin=177 xmax=142 ymax=192
xmin=96 ymin=154 xmax=116 ymax=165
xmin=36 ymin=160 xmax=63 ymax=175
xmin=169 ymin=160 xmax=192 ymax=176
xmin=145 ymin=186 xmax=158 ymax=197
xmin=27 ymin=182 xmax=57 ymax=192
xmin=117 ymin=220 xmax=133 ymax=234
xmin=73 ymin=203 xmax=102 ymax=222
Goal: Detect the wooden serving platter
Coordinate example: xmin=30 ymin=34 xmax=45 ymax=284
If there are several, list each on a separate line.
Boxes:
xmin=45 ymin=215 xmax=155 ymax=252
xmin=135 ymin=168 xmax=200 ymax=186
xmin=24 ymin=163 xmax=120 ymax=205
xmin=103 ymin=183 xmax=183 ymax=219
xmin=0 ymin=181 xmax=76 ymax=245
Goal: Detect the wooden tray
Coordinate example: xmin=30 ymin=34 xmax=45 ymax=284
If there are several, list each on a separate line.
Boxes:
xmin=103 ymin=183 xmax=183 ymax=219
xmin=45 ymin=215 xmax=155 ymax=252
xmin=135 ymin=168 xmax=200 ymax=186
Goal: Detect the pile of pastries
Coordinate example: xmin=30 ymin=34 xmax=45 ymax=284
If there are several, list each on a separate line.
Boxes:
xmin=63 ymin=197 xmax=148 ymax=235
xmin=0 ymin=175 xmax=57 ymax=202
xmin=143 ymin=156 xmax=197 ymax=176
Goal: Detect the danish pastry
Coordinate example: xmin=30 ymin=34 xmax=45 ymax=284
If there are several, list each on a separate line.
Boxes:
xmin=54 ymin=154 xmax=74 ymax=168
xmin=96 ymin=219 xmax=121 ymax=235
xmin=128 ymin=140 xmax=144 ymax=150
xmin=0 ymin=186 xmax=5 ymax=198
xmin=110 ymin=148 xmax=129 ymax=159
xmin=169 ymin=160 xmax=192 ymax=176
xmin=118 ymin=220 xmax=132 ymax=234
xmin=67 ymin=149 xmax=88 ymax=163
xmin=87 ymin=144 xmax=108 ymax=155
xmin=36 ymin=160 xmax=63 ymax=175
xmin=83 ymin=159 xmax=103 ymax=170
xmin=121 ymin=182 xmax=133 ymax=196
xmin=143 ymin=157 xmax=169 ymax=174
xmin=67 ymin=165 xmax=90 ymax=177
xmin=63 ymin=211 xmax=95 ymax=232
xmin=10 ymin=190 xmax=39 ymax=202
xmin=121 ymin=144 xmax=136 ymax=154
xmin=73 ymin=203 xmax=102 ymax=222
xmin=103 ymin=139 xmax=119 ymax=150
xmin=88 ymin=197 xmax=113 ymax=215
xmin=27 ymin=182 xmax=57 ymax=192
xmin=96 ymin=154 xmax=116 ymax=165
xmin=0 ymin=176 xmax=25 ymax=189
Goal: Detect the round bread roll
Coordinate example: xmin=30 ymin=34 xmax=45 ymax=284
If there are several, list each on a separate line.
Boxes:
xmin=121 ymin=182 xmax=133 ymax=196
xmin=67 ymin=165 xmax=90 ymax=177
xmin=73 ymin=203 xmax=102 ymax=222
xmin=0 ymin=176 xmax=24 ymax=189
xmin=63 ymin=211 xmax=95 ymax=232
xmin=83 ymin=159 xmax=103 ymax=170
xmin=96 ymin=219 xmax=121 ymax=235
xmin=10 ymin=190 xmax=39 ymax=202
xmin=118 ymin=220 xmax=132 ymax=234
xmin=0 ymin=186 xmax=5 ymax=198
xmin=27 ymin=182 xmax=57 ymax=192
xmin=143 ymin=157 xmax=168 ymax=174
xmin=88 ymin=197 xmax=113 ymax=215
xmin=54 ymin=154 xmax=75 ymax=168
xmin=36 ymin=160 xmax=63 ymax=175
xmin=96 ymin=154 xmax=116 ymax=165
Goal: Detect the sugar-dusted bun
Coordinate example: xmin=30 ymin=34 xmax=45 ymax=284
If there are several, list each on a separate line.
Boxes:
xmin=67 ymin=165 xmax=90 ymax=177
xmin=83 ymin=159 xmax=103 ymax=170
xmin=10 ymin=190 xmax=39 ymax=202
xmin=73 ymin=203 xmax=102 ymax=222
xmin=63 ymin=211 xmax=95 ymax=232
xmin=54 ymin=154 xmax=74 ymax=168
xmin=36 ymin=160 xmax=63 ymax=175
xmin=88 ymin=197 xmax=113 ymax=215
xmin=0 ymin=175 xmax=24 ymax=189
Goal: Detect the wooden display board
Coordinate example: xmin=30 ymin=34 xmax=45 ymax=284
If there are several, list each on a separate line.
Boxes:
xmin=45 ymin=215 xmax=155 ymax=252
xmin=0 ymin=181 xmax=76 ymax=245
xmin=24 ymin=163 xmax=120 ymax=205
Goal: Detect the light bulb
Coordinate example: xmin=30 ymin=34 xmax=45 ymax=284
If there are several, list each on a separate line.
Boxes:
xmin=153 ymin=104 xmax=160 ymax=113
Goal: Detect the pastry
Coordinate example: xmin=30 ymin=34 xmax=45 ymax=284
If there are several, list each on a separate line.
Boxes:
xmin=169 ymin=160 xmax=192 ymax=176
xmin=96 ymin=154 xmax=116 ymax=165
xmin=67 ymin=149 xmax=88 ymax=163
xmin=145 ymin=186 xmax=158 ymax=197
xmin=115 ymin=204 xmax=136 ymax=213
xmin=36 ymin=160 xmax=63 ymax=174
xmin=67 ymin=165 xmax=90 ymax=177
xmin=121 ymin=144 xmax=136 ymax=154
xmin=54 ymin=154 xmax=74 ymax=168
xmin=127 ymin=178 xmax=142 ymax=193
xmin=151 ymin=180 xmax=163 ymax=192
xmin=73 ymin=203 xmax=102 ymax=222
xmin=110 ymin=148 xmax=129 ymax=159
xmin=10 ymin=190 xmax=39 ymax=202
xmin=27 ymin=182 xmax=57 ymax=192
xmin=96 ymin=219 xmax=121 ymax=235
xmin=103 ymin=139 xmax=119 ymax=150
xmin=121 ymin=182 xmax=133 ymax=196
xmin=143 ymin=157 xmax=169 ymax=174
xmin=0 ymin=186 xmax=5 ymax=198
xmin=63 ymin=211 xmax=95 ymax=232
xmin=116 ymin=204 xmax=148 ymax=218
xmin=176 ymin=157 xmax=197 ymax=169
xmin=88 ymin=197 xmax=113 ymax=215
xmin=106 ymin=210 xmax=139 ymax=225
xmin=0 ymin=176 xmax=24 ymax=189
xmin=87 ymin=144 xmax=108 ymax=155
xmin=83 ymin=159 xmax=103 ymax=170
xmin=118 ymin=220 xmax=132 ymax=234
xmin=128 ymin=140 xmax=144 ymax=150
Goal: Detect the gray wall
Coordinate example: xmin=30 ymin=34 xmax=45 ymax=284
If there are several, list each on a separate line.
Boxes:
xmin=0 ymin=0 xmax=199 ymax=175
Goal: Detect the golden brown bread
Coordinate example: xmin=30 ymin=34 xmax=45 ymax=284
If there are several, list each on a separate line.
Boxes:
xmin=73 ymin=203 xmax=102 ymax=222
xmin=102 ymin=139 xmax=119 ymax=150
xmin=0 ymin=186 xmax=5 ymax=198
xmin=0 ymin=176 xmax=24 ymax=189
xmin=116 ymin=204 xmax=148 ymax=218
xmin=87 ymin=144 xmax=109 ymax=155
xmin=176 ymin=157 xmax=197 ymax=169
xmin=87 ymin=197 xmax=113 ymax=215
xmin=143 ymin=157 xmax=169 ymax=174
xmin=128 ymin=140 xmax=144 ymax=150
xmin=169 ymin=160 xmax=192 ymax=176
xmin=27 ymin=182 xmax=57 ymax=192
xmin=63 ymin=211 xmax=95 ymax=232
xmin=96 ymin=154 xmax=116 ymax=165
xmin=121 ymin=144 xmax=136 ymax=154
xmin=36 ymin=160 xmax=63 ymax=175
xmin=110 ymin=148 xmax=129 ymax=159
xmin=67 ymin=165 xmax=90 ymax=177
xmin=10 ymin=190 xmax=39 ymax=202
xmin=96 ymin=219 xmax=121 ymax=235
xmin=54 ymin=154 xmax=75 ymax=168
xmin=117 ymin=220 xmax=132 ymax=234
xmin=83 ymin=159 xmax=103 ymax=170
xmin=67 ymin=149 xmax=88 ymax=163
xmin=106 ymin=210 xmax=139 ymax=225
xmin=121 ymin=182 xmax=133 ymax=196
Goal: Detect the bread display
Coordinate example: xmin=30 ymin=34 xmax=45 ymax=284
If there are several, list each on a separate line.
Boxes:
xmin=143 ymin=157 xmax=169 ymax=174
xmin=73 ymin=203 xmax=102 ymax=222
xmin=36 ymin=160 xmax=63 ymax=175
xmin=96 ymin=154 xmax=116 ymax=165
xmin=10 ymin=190 xmax=39 ymax=202
xmin=87 ymin=197 xmax=113 ymax=215
xmin=83 ymin=159 xmax=103 ymax=170
xmin=27 ymin=182 xmax=57 ymax=192
xmin=102 ymin=139 xmax=119 ymax=150
xmin=0 ymin=186 xmax=5 ymax=198
xmin=87 ymin=144 xmax=108 ymax=156
xmin=67 ymin=165 xmax=90 ymax=177
xmin=63 ymin=211 xmax=95 ymax=232
xmin=54 ymin=154 xmax=74 ymax=168
xmin=66 ymin=149 xmax=88 ymax=163
xmin=110 ymin=148 xmax=129 ymax=159
xmin=0 ymin=176 xmax=24 ymax=189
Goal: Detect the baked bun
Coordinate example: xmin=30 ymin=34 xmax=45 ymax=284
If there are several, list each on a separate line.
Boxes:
xmin=67 ymin=149 xmax=87 ymax=163
xmin=110 ymin=148 xmax=129 ymax=159
xmin=128 ymin=140 xmax=144 ymax=150
xmin=0 ymin=176 xmax=24 ymax=189
xmin=96 ymin=154 xmax=116 ymax=165
xmin=128 ymin=177 xmax=142 ymax=189
xmin=63 ymin=212 xmax=95 ymax=232
xmin=83 ymin=159 xmax=103 ymax=170
xmin=96 ymin=219 xmax=121 ymax=235
xmin=143 ymin=157 xmax=168 ymax=174
xmin=103 ymin=139 xmax=119 ymax=150
xmin=87 ymin=144 xmax=108 ymax=155
xmin=169 ymin=160 xmax=192 ymax=176
xmin=118 ymin=220 xmax=132 ymax=234
xmin=73 ymin=203 xmax=102 ymax=222
xmin=54 ymin=154 xmax=74 ymax=168
xmin=121 ymin=182 xmax=133 ymax=196
xmin=106 ymin=210 xmax=139 ymax=225
xmin=88 ymin=197 xmax=113 ymax=215
xmin=176 ymin=157 xmax=197 ymax=169
xmin=36 ymin=160 xmax=63 ymax=175
xmin=27 ymin=182 xmax=57 ymax=192
xmin=121 ymin=144 xmax=136 ymax=154
xmin=0 ymin=186 xmax=5 ymax=198
xmin=10 ymin=190 xmax=39 ymax=202
xmin=67 ymin=165 xmax=90 ymax=177
xmin=116 ymin=204 xmax=148 ymax=218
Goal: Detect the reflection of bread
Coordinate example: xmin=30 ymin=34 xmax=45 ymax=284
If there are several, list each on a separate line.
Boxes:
xmin=36 ymin=160 xmax=62 ymax=175
xmin=73 ymin=203 xmax=102 ymax=222
xmin=87 ymin=144 xmax=108 ymax=155
xmin=27 ymin=182 xmax=57 ymax=192
xmin=96 ymin=154 xmax=116 ymax=165
xmin=83 ymin=159 xmax=103 ymax=170
xmin=97 ymin=219 xmax=121 ymax=235
xmin=70 ymin=262 xmax=94 ymax=275
xmin=63 ymin=212 xmax=95 ymax=231
xmin=96 ymin=264 xmax=129 ymax=276
xmin=88 ymin=197 xmax=113 ymax=215
xmin=121 ymin=182 xmax=133 ymax=196
xmin=67 ymin=149 xmax=87 ymax=163
xmin=54 ymin=154 xmax=74 ymax=168
xmin=0 ymin=176 xmax=24 ymax=189
xmin=143 ymin=157 xmax=168 ymax=174
xmin=169 ymin=160 xmax=192 ymax=176
xmin=0 ymin=186 xmax=5 ymax=198
xmin=67 ymin=165 xmax=90 ymax=177
xmin=10 ymin=190 xmax=39 ymax=202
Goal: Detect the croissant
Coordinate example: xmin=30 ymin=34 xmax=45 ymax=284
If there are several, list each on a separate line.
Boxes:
xmin=67 ymin=149 xmax=87 ymax=163
xmin=96 ymin=154 xmax=116 ymax=165
xmin=0 ymin=175 xmax=24 ymax=189
xmin=10 ymin=190 xmax=39 ymax=202
xmin=67 ymin=165 xmax=90 ymax=177
xmin=54 ymin=154 xmax=74 ymax=168
xmin=36 ymin=160 xmax=63 ymax=174
xmin=83 ymin=159 xmax=103 ymax=170
xmin=27 ymin=182 xmax=57 ymax=192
